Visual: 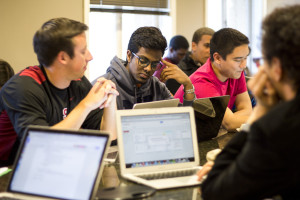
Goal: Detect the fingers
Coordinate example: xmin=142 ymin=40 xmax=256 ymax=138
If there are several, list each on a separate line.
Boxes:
xmin=247 ymin=67 xmax=266 ymax=96
xmin=99 ymin=80 xmax=119 ymax=96
xmin=100 ymin=93 xmax=113 ymax=109
xmin=197 ymin=161 xmax=214 ymax=181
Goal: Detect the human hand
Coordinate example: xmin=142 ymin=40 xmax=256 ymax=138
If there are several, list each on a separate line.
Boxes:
xmin=247 ymin=66 xmax=279 ymax=110
xmin=83 ymin=78 xmax=119 ymax=111
xmin=197 ymin=161 xmax=214 ymax=181
xmin=160 ymin=59 xmax=190 ymax=86
xmin=246 ymin=66 xmax=280 ymax=124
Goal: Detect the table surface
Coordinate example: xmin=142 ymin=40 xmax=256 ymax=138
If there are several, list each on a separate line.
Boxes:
xmin=0 ymin=132 xmax=236 ymax=200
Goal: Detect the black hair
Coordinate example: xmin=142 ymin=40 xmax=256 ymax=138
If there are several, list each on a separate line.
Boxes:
xmin=210 ymin=28 xmax=250 ymax=62
xmin=262 ymin=5 xmax=300 ymax=90
xmin=169 ymin=35 xmax=189 ymax=50
xmin=33 ymin=17 xmax=88 ymax=67
xmin=127 ymin=26 xmax=167 ymax=56
xmin=0 ymin=59 xmax=14 ymax=88
xmin=192 ymin=27 xmax=215 ymax=44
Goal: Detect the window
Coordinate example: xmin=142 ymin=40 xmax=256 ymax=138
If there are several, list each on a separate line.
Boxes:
xmin=206 ymin=0 xmax=263 ymax=75
xmin=88 ymin=1 xmax=171 ymax=81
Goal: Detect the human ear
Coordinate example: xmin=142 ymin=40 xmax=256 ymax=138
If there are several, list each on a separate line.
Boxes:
xmin=57 ymin=51 xmax=69 ymax=65
xmin=213 ymin=53 xmax=222 ymax=65
xmin=271 ymin=57 xmax=282 ymax=82
xmin=126 ymin=50 xmax=132 ymax=63
xmin=191 ymin=42 xmax=197 ymax=52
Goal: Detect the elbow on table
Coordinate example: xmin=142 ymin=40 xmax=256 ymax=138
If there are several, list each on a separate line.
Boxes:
xmin=222 ymin=120 xmax=239 ymax=132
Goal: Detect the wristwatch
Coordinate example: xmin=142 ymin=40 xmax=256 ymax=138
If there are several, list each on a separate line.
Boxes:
xmin=184 ymin=84 xmax=195 ymax=94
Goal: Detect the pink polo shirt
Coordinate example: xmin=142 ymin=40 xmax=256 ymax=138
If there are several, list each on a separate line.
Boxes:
xmin=174 ymin=58 xmax=247 ymax=110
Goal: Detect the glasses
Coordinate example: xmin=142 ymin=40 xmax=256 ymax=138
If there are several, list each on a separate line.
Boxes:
xmin=132 ymin=52 xmax=163 ymax=71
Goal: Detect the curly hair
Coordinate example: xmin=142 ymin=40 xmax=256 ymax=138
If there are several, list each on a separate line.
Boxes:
xmin=33 ymin=18 xmax=88 ymax=67
xmin=127 ymin=26 xmax=167 ymax=56
xmin=262 ymin=5 xmax=300 ymax=89
xmin=210 ymin=28 xmax=250 ymax=62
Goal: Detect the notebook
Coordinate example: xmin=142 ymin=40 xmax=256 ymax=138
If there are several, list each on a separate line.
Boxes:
xmin=193 ymin=95 xmax=230 ymax=141
xmin=116 ymin=107 xmax=202 ymax=190
xmin=132 ymin=99 xmax=179 ymax=109
xmin=0 ymin=126 xmax=110 ymax=200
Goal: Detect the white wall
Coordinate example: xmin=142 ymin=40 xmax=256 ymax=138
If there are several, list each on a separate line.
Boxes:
xmin=171 ymin=0 xmax=206 ymax=47
xmin=0 ymin=0 xmax=85 ymax=74
xmin=266 ymin=0 xmax=300 ymax=15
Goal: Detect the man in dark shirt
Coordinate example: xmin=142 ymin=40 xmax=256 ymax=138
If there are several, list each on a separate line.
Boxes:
xmin=197 ymin=5 xmax=300 ymax=200
xmin=0 ymin=18 xmax=119 ymax=165
xmin=166 ymin=27 xmax=215 ymax=94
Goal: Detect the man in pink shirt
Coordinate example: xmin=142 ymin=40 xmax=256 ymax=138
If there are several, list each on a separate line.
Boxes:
xmin=175 ymin=28 xmax=252 ymax=131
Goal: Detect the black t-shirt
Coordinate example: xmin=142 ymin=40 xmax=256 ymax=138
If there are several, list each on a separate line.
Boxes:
xmin=0 ymin=65 xmax=103 ymax=140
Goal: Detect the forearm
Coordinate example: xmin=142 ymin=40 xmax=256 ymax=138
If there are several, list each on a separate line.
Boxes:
xmin=52 ymin=101 xmax=91 ymax=130
xmin=222 ymin=108 xmax=250 ymax=131
xmin=182 ymin=81 xmax=195 ymax=101
xmin=100 ymin=95 xmax=117 ymax=140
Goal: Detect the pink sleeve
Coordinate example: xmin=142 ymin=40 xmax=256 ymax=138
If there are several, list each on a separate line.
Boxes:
xmin=235 ymin=73 xmax=247 ymax=95
xmin=194 ymin=79 xmax=221 ymax=99
xmin=174 ymin=85 xmax=185 ymax=103
xmin=174 ymin=79 xmax=221 ymax=103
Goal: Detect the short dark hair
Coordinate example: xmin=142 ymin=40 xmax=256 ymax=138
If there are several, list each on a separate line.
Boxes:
xmin=127 ymin=27 xmax=167 ymax=56
xmin=169 ymin=35 xmax=189 ymax=50
xmin=192 ymin=27 xmax=215 ymax=44
xmin=33 ymin=18 xmax=88 ymax=67
xmin=0 ymin=59 xmax=14 ymax=88
xmin=210 ymin=28 xmax=250 ymax=62
xmin=262 ymin=5 xmax=300 ymax=89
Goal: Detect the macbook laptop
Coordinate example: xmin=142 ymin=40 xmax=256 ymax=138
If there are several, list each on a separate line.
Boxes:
xmin=192 ymin=95 xmax=230 ymax=141
xmin=116 ymin=107 xmax=202 ymax=190
xmin=0 ymin=126 xmax=110 ymax=200
xmin=132 ymin=99 xmax=179 ymax=109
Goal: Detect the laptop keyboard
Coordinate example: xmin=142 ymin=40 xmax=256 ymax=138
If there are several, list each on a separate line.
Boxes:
xmin=137 ymin=169 xmax=198 ymax=180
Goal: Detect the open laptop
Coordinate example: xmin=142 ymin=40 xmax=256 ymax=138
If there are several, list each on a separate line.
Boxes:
xmin=116 ymin=107 xmax=202 ymax=190
xmin=132 ymin=99 xmax=179 ymax=109
xmin=192 ymin=95 xmax=230 ymax=141
xmin=0 ymin=126 xmax=110 ymax=200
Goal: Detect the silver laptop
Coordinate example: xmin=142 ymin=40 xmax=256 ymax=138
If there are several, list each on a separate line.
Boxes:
xmin=116 ymin=107 xmax=202 ymax=190
xmin=0 ymin=126 xmax=110 ymax=200
xmin=132 ymin=99 xmax=179 ymax=109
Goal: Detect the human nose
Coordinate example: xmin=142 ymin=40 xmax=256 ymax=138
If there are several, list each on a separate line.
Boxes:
xmin=240 ymin=58 xmax=247 ymax=69
xmin=86 ymin=49 xmax=93 ymax=62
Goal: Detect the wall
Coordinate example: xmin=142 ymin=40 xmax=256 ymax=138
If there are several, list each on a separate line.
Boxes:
xmin=266 ymin=0 xmax=300 ymax=15
xmin=171 ymin=0 xmax=206 ymax=46
xmin=0 ymin=0 xmax=85 ymax=74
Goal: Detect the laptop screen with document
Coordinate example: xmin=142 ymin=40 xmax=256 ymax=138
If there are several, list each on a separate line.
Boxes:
xmin=121 ymin=112 xmax=195 ymax=169
xmin=6 ymin=127 xmax=110 ymax=200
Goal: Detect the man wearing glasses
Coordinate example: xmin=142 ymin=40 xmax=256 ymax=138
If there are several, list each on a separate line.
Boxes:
xmin=93 ymin=27 xmax=195 ymax=109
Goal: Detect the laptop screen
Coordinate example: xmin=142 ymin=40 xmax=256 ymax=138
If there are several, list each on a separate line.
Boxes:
xmin=121 ymin=112 xmax=195 ymax=168
xmin=9 ymin=129 xmax=108 ymax=200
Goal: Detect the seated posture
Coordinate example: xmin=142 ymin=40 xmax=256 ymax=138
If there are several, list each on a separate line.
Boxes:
xmin=175 ymin=28 xmax=252 ymax=131
xmin=153 ymin=35 xmax=189 ymax=82
xmin=0 ymin=60 xmax=15 ymax=166
xmin=198 ymin=5 xmax=300 ymax=199
xmin=0 ymin=18 xmax=118 ymax=165
xmin=93 ymin=27 xmax=195 ymax=109
xmin=166 ymin=27 xmax=215 ymax=94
